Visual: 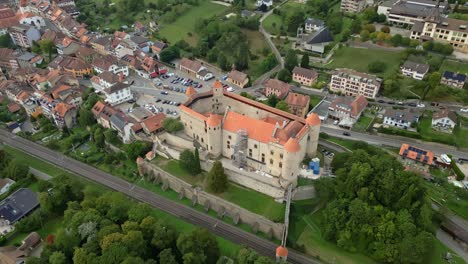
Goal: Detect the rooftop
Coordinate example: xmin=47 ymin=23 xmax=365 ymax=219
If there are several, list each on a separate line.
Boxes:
xmin=0 ymin=188 xmax=39 ymax=223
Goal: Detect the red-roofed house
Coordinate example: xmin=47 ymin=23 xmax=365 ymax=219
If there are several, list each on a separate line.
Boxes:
xmin=264 ymin=79 xmax=291 ymax=99
xmin=52 ymin=102 xmax=76 ymax=128
xmin=292 ymin=66 xmax=318 ymax=86
xmin=284 ymin=92 xmax=310 ymax=118
xmin=399 ymin=144 xmax=434 ymax=166
xmin=141 ymin=113 xmax=165 ymax=135
xmin=328 ymin=95 xmax=368 ymax=127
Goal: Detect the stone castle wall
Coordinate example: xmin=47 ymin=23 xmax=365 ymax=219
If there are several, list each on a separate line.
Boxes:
xmin=138 ymin=160 xmax=284 ymax=240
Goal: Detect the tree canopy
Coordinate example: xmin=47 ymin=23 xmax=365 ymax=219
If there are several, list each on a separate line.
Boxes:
xmin=316 ymin=148 xmax=434 ymax=263
xmin=206 ymin=161 xmax=228 ymax=193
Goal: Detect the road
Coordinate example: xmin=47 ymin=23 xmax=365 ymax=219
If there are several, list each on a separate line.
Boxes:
xmin=0 ymin=129 xmax=319 ymax=264
xmin=320 ymin=126 xmax=468 ymax=159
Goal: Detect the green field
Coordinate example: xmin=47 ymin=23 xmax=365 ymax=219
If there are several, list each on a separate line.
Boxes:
xmin=418 ymin=111 xmax=468 ymax=148
xmin=352 ymin=115 xmax=373 ymax=132
xmin=439 ymin=59 xmax=468 ymax=75
xmin=321 ymin=47 xmax=406 ymax=77
xmin=263 ymin=14 xmax=283 ymax=35
xmin=158 ymin=1 xmax=228 ymax=44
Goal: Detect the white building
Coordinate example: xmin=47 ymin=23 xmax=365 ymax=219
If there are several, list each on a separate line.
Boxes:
xmin=383 ymin=108 xmax=420 ymax=129
xmin=256 ymin=0 xmax=273 ymax=7
xmin=378 ymin=0 xmax=448 ymax=27
xmin=0 ymin=178 xmax=15 ymax=195
xmin=330 ymin=68 xmax=382 ymax=98
xmin=104 ymin=82 xmax=133 ymax=106
xmin=304 ymin=18 xmax=325 ymax=32
xmin=8 ymin=24 xmax=41 ymax=48
xmin=400 ymin=61 xmax=429 ymax=80
xmin=18 ymin=12 xmax=46 ymax=29
xmin=432 ymin=109 xmax=457 ymax=131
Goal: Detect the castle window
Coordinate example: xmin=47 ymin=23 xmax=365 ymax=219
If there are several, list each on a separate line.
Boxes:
xmin=279 ymin=162 xmax=282 ymax=168
xmin=270 ymin=150 xmax=274 ymax=155
xmin=280 ymin=154 xmax=283 ymax=159
xmin=227 ymin=141 xmax=230 ymax=149
xmin=249 ymin=149 xmax=252 ymax=157
xmin=261 ymin=153 xmax=265 ymax=163
xmin=201 ymin=138 xmax=204 ymax=143
xmin=270 ymin=159 xmax=273 ymax=165
xmin=254 ymin=144 xmax=257 ymax=149
xmin=228 ymin=135 xmax=231 ymax=139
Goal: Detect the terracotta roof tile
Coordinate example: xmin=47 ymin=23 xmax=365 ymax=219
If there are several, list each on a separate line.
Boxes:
xmin=285 ymin=92 xmax=310 ymax=108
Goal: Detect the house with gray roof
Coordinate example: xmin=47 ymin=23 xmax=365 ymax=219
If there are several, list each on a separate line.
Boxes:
xmin=297 ymin=26 xmax=333 ymax=54
xmin=400 ymin=60 xmax=429 ymax=80
xmin=383 ymin=108 xmax=420 ymax=129
xmin=441 ymin=71 xmax=467 ymax=89
xmin=110 ymin=112 xmax=134 ymax=143
xmin=0 ymin=188 xmax=39 ymax=224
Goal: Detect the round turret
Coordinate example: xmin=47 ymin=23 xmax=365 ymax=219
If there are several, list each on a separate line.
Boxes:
xmin=306 ymin=113 xmax=320 ymax=126
xmin=284 ymin=137 xmax=300 ymax=153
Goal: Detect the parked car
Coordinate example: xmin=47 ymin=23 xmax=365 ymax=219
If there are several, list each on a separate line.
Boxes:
xmin=417 ymin=103 xmax=425 ymax=108
xmin=377 ymin=100 xmax=385 ymax=103
xmin=343 ymin=131 xmax=351 ymax=136
xmin=460 ymin=108 xmax=468 ymax=113
xmin=388 ymin=101 xmax=395 ymax=105
xmin=408 ymin=102 xmax=417 ymax=107
xmin=156 ymin=98 xmax=161 ymax=103
xmin=160 ymin=91 xmax=169 ymax=95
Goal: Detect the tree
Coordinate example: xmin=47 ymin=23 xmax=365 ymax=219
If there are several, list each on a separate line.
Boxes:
xmin=351 ymin=19 xmax=362 ymax=34
xmin=78 ymin=108 xmax=95 ymax=127
xmin=300 ymin=54 xmax=309 ymax=68
xmin=94 ymin=127 xmax=105 ymax=148
xmin=0 ymin=34 xmax=12 ymax=48
xmin=104 ymin=129 xmax=119 ymax=145
xmin=260 ymin=54 xmax=277 ymax=72
xmin=206 ymin=161 xmax=228 ymax=193
xmin=277 ymin=69 xmax=292 ymax=83
xmin=390 ymin=34 xmax=402 ymax=46
xmin=2 ymin=159 xmax=29 ymax=180
xmin=327 ymin=16 xmax=343 ymax=34
xmin=217 ymin=53 xmax=229 ymax=71
xmin=266 ymin=94 xmax=279 ymax=107
xmin=235 ymin=43 xmax=249 ymax=71
xmin=193 ymin=148 xmax=201 ymax=174
xmin=362 ymin=24 xmax=376 ymax=33
xmin=368 ymin=60 xmax=387 ymax=73
xmin=360 ymin=30 xmax=370 ymax=41
xmin=284 ymin=49 xmax=297 ymax=72
xmin=159 ymin=249 xmax=177 ymax=264
xmin=428 ymin=72 xmax=441 ymax=89
xmin=285 ymin=10 xmax=304 ymax=32
xmin=275 ymin=101 xmax=290 ymax=112
xmin=38 ymin=39 xmax=56 ymax=62
xmin=380 ymin=25 xmax=390 ymax=33
xmin=49 ymin=252 xmax=67 ymax=264
xmin=163 ymin=118 xmax=184 ymax=133
xmin=180 ymin=150 xmax=197 ymax=175
xmin=160 ymin=46 xmax=180 ymax=63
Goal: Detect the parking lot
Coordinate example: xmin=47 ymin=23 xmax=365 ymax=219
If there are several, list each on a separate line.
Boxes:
xmin=123 ymin=68 xmax=238 ymax=117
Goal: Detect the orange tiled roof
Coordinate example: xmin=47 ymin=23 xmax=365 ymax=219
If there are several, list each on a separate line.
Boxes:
xmin=285 ymin=92 xmax=310 ymax=108
xmin=399 ymin=144 xmax=434 ymax=165
xmin=7 ymin=103 xmax=21 ymax=113
xmin=185 ymin=86 xmax=196 ymax=97
xmin=284 ymin=137 xmax=300 ymax=152
xmin=306 ymin=113 xmax=320 ymax=126
xmin=276 ymin=246 xmax=288 ymax=257
xmin=141 ymin=113 xmax=165 ymax=133
xmin=206 ymin=114 xmax=222 ymax=127
xmin=53 ymin=102 xmax=73 ymax=117
xmin=223 ymin=111 xmax=278 ymax=144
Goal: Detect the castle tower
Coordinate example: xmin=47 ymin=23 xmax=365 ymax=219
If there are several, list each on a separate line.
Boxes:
xmin=305 ymin=113 xmax=321 ymax=157
xmin=276 ymin=246 xmax=288 ymax=262
xmin=212 ymin=80 xmax=224 ymax=114
xmin=206 ymin=113 xmax=223 ymax=157
xmin=281 ymin=137 xmax=301 ymax=187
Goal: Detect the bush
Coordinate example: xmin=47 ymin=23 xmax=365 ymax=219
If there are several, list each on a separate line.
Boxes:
xmin=452 ymin=161 xmax=465 ymax=181
xmin=163 ymin=118 xmax=184 ymax=134
xmin=368 ymin=60 xmax=387 ymax=73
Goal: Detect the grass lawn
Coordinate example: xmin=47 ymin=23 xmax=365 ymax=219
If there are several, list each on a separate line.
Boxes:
xmin=424 ymin=180 xmax=468 ymax=220
xmin=309 ymin=95 xmax=323 ymax=109
xmin=7 ymin=215 xmax=64 ymax=246
xmin=154 ymin=158 xmax=285 ymax=222
xmin=323 ymin=136 xmax=355 ymax=151
xmin=418 ymin=111 xmax=468 ymax=148
xmin=263 ymin=14 xmax=283 ymax=35
xmin=244 ymin=29 xmax=274 ymax=81
xmin=320 ymin=47 xmax=406 ymax=77
xmin=439 ymin=59 xmax=468 ymax=75
xmin=425 ymin=238 xmax=467 ymax=264
xmin=158 ymin=0 xmax=228 ymax=44
xmin=352 ymin=115 xmax=373 ymax=132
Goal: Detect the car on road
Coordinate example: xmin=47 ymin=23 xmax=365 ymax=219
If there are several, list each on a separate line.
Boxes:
xmin=160 ymin=91 xmax=168 ymax=95
xmin=155 ymin=99 xmax=161 ymax=103
xmin=343 ymin=131 xmax=351 ymax=136
xmin=460 ymin=108 xmax=468 ymax=113
xmin=388 ymin=101 xmax=395 ymax=105
xmin=408 ymin=102 xmax=417 ymax=107
xmin=417 ymin=103 xmax=425 ymax=108
xmin=227 ymin=87 xmax=234 ymax=92
xmin=127 ymin=99 xmax=136 ymax=103
xmin=397 ymin=101 xmax=404 ymax=105
xmin=377 ymin=100 xmax=385 ymax=103
xmin=197 ymin=84 xmax=203 ymax=88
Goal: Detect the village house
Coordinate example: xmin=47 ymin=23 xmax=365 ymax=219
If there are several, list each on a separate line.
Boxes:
xmin=264 ymin=79 xmax=291 ymax=99
xmin=0 ymin=188 xmax=39 ymax=224
xmin=330 ymin=68 xmax=382 ymax=98
xmin=399 ymin=144 xmax=434 ymax=166
xmin=400 ymin=60 xmax=429 ymax=80
xmin=304 ymin=18 xmax=324 ymax=32
xmin=0 ymin=178 xmax=15 ymax=196
xmin=110 ymin=111 xmax=135 ymax=143
xmin=56 ymin=37 xmax=80 ymax=56
xmin=48 ymin=56 xmax=92 ymax=78
xmin=328 ymin=95 xmax=368 ymax=128
xmin=0 ymin=48 xmax=19 ymax=69
xmin=92 ymin=55 xmax=129 ymax=77
xmin=441 ymin=71 xmax=466 ymax=89
xmin=383 ymin=108 xmax=420 ymax=129
xmin=0 ymin=232 xmax=42 ymax=264
xmin=284 ymin=92 xmax=310 ymax=118
xmin=296 ymin=26 xmax=333 ymax=54
xmin=0 ymin=6 xmax=19 ymax=36
xmin=292 ymin=66 xmax=318 ymax=86
xmin=92 ymin=101 xmax=118 ymax=129
xmin=227 ymin=69 xmax=249 ymax=88
xmin=76 ymin=46 xmax=97 ymax=63
xmin=432 ymin=108 xmax=457 ymax=132
xmin=151 ymin=40 xmax=167 ymax=58
xmin=18 ymin=11 xmax=46 ymax=29
xmin=179 ymin=58 xmax=205 ymax=77
xmin=103 ymin=82 xmax=133 ymax=106
xmin=52 ymin=101 xmax=76 ymax=128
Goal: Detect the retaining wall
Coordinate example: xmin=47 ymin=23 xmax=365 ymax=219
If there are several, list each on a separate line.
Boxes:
xmin=138 ymin=160 xmax=284 ymax=240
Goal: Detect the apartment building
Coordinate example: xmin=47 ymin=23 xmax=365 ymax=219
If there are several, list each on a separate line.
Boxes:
xmin=378 ymin=0 xmax=448 ymax=27
xmin=8 ymin=24 xmax=41 ymax=48
xmin=410 ymin=9 xmax=468 ymax=53
xmin=330 ymin=68 xmax=382 ymax=98
xmin=340 ymin=0 xmax=367 ymax=13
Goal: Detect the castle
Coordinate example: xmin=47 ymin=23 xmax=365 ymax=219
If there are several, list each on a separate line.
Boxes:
xmin=179 ymin=81 xmax=321 ymax=189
